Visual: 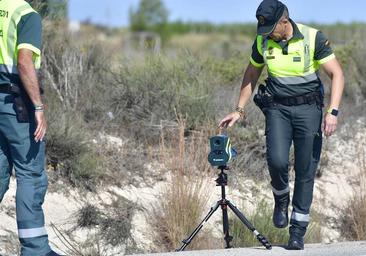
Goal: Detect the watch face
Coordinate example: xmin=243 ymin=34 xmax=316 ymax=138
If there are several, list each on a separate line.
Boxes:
xmin=331 ymin=109 xmax=339 ymax=116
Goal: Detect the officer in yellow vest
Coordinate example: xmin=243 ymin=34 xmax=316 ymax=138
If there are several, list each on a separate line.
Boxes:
xmin=219 ymin=0 xmax=344 ymax=250
xmin=0 ymin=0 xmax=61 ymax=255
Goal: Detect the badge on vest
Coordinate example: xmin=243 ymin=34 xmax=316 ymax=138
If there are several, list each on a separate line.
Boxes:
xmin=266 ymin=47 xmax=275 ymax=59
xmin=293 ymin=56 xmax=302 ymax=62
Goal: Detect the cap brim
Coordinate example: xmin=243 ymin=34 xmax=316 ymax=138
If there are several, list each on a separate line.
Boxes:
xmin=257 ymin=22 xmax=276 ymax=36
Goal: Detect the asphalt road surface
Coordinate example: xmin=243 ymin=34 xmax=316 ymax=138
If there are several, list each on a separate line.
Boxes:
xmin=128 ymin=241 xmax=366 ymax=256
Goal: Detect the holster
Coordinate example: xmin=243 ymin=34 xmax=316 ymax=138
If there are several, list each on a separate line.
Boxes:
xmin=13 ymin=93 xmax=30 ymax=123
xmin=2 ymin=84 xmax=31 ymax=123
xmin=253 ymin=84 xmax=273 ymax=112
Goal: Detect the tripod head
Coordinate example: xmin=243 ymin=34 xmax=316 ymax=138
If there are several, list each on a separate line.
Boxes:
xmin=216 ymin=166 xmax=229 ymax=186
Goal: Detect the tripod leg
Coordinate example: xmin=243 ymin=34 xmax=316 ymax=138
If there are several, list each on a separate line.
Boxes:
xmin=227 ymin=201 xmax=272 ymax=250
xmin=176 ymin=201 xmax=221 ymax=251
xmin=221 ymin=202 xmax=233 ymax=248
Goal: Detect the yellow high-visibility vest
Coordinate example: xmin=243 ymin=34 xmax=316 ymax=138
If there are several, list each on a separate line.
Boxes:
xmin=0 ymin=0 xmax=41 ymax=76
xmin=254 ymin=23 xmax=333 ymax=85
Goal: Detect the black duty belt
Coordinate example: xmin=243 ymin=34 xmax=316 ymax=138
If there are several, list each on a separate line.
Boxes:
xmin=0 ymin=83 xmax=21 ymax=95
xmin=273 ymin=90 xmax=322 ymax=106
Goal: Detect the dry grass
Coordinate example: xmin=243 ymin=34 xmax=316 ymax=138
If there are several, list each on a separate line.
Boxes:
xmin=149 ymin=114 xmax=220 ymax=252
xmin=0 ymin=230 xmax=20 ymax=255
xmin=51 ymin=195 xmax=137 ymax=256
xmin=340 ymin=141 xmax=366 ymax=240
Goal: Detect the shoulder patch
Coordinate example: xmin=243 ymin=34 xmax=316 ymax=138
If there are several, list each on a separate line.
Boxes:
xmin=325 ymin=40 xmax=330 ymax=46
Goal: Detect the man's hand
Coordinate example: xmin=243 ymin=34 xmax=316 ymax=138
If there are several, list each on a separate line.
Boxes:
xmin=323 ymin=113 xmax=337 ymax=137
xmin=218 ymin=112 xmax=241 ymax=128
xmin=34 ymin=111 xmax=47 ymax=142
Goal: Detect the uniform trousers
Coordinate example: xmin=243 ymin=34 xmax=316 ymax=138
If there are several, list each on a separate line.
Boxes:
xmin=0 ymin=93 xmax=50 ymax=256
xmin=264 ymin=102 xmax=322 ymax=237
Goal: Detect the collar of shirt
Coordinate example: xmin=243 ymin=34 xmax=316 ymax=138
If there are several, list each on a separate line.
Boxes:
xmin=271 ymin=19 xmax=304 ymax=52
xmin=290 ymin=19 xmax=304 ymax=40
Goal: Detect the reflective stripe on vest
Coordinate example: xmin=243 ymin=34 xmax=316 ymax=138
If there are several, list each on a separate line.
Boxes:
xmin=301 ymin=25 xmax=311 ymax=73
xmin=0 ymin=0 xmax=41 ymax=75
xmin=269 ymin=73 xmax=318 ymax=85
xmin=257 ymin=23 xmax=319 ymax=83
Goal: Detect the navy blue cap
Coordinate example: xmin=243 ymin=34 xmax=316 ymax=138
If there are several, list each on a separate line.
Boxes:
xmin=256 ymin=0 xmax=287 ymax=36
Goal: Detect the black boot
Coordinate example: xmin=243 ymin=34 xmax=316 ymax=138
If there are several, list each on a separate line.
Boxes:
xmin=273 ymin=193 xmax=289 ymax=228
xmin=287 ymin=233 xmax=304 ymax=250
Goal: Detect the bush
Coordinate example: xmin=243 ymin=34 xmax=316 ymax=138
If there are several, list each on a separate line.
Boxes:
xmin=77 ymin=204 xmax=102 ymax=228
xmin=110 ymin=52 xmax=223 ymax=142
xmin=230 ymin=200 xmax=322 ymax=247
xmin=46 ymin=108 xmax=104 ymax=190
xmin=230 ymin=200 xmax=289 ymax=247
xmin=100 ymin=196 xmax=137 ymax=249
xmin=42 ymin=23 xmax=108 ymax=190
xmin=66 ymin=197 xmax=137 ymax=255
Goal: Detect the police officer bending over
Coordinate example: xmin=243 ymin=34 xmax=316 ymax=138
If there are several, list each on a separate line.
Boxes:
xmin=219 ymin=0 xmax=344 ymax=250
xmin=0 ymin=0 xmax=61 ymax=255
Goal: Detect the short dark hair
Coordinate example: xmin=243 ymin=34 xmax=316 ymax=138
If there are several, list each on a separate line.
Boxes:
xmin=282 ymin=7 xmax=289 ymax=20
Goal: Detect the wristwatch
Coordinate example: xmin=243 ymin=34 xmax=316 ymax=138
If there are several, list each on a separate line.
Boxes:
xmin=327 ymin=108 xmax=339 ymax=117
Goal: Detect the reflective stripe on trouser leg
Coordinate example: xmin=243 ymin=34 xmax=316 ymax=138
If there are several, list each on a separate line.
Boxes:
xmin=291 ymin=211 xmax=310 ymax=222
xmin=290 ymin=210 xmax=310 ymax=236
xmin=0 ymin=131 xmax=12 ymax=202
xmin=272 ymin=185 xmax=289 ymax=196
xmin=19 ymin=227 xmax=48 ymax=238
xmin=265 ymin=106 xmax=293 ymax=197
xmin=16 ymin=153 xmax=51 ymax=256
xmin=290 ymin=104 xmax=322 ymax=237
xmin=0 ymin=111 xmax=51 ymax=256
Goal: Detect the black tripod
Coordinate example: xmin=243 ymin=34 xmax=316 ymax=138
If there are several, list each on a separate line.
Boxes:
xmin=176 ymin=166 xmax=272 ymax=251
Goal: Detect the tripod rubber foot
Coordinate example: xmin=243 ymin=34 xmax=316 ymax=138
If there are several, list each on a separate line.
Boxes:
xmin=256 ymin=234 xmax=272 ymax=250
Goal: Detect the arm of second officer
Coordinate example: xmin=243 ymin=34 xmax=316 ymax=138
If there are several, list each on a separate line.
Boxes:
xmin=314 ymin=32 xmax=345 ymax=137
xmin=218 ymin=63 xmax=263 ymax=128
xmin=321 ymin=58 xmax=344 ymax=137
xmin=18 ymin=49 xmax=47 ymax=142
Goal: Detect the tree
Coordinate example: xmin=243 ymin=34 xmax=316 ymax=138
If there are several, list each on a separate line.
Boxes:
xmin=28 ymin=0 xmax=68 ymax=20
xmin=47 ymin=0 xmax=68 ymax=20
xmin=129 ymin=0 xmax=169 ymax=34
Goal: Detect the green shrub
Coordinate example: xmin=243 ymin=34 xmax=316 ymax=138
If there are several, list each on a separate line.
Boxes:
xmin=230 ymin=200 xmax=289 ymax=247
xmin=230 ymin=200 xmax=322 ymax=247
xmin=42 ymin=23 xmax=108 ymax=190
xmin=110 ymin=52 xmax=223 ymax=142
xmin=46 ymin=108 xmax=103 ymax=190
xmin=205 ymin=54 xmax=247 ymax=83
